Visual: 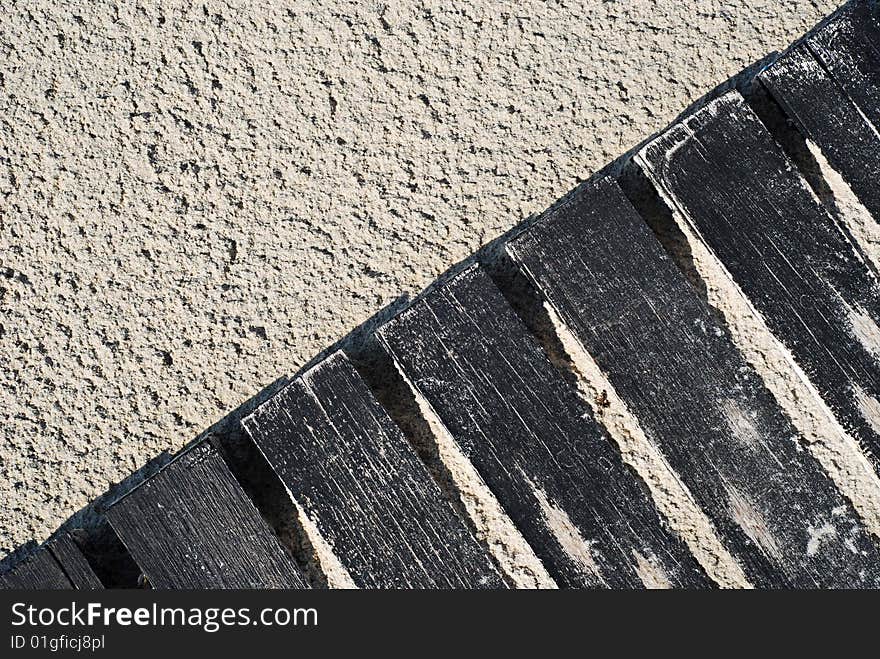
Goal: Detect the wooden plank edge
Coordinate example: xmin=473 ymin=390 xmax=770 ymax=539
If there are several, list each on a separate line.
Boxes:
xmin=632 ymin=107 xmax=880 ymax=542
xmin=370 ymin=331 xmax=559 ymax=589
xmin=756 ymin=48 xmax=880 ymax=272
xmin=47 ymin=534 xmax=103 ymax=589
xmin=502 ymin=217 xmax=750 ymax=589
xmin=237 ymin=399 xmax=360 ymax=590
xmin=104 ymin=439 xmax=308 ymax=588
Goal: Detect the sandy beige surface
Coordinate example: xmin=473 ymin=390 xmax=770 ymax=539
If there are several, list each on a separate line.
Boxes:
xmin=0 ymin=0 xmax=839 ymax=554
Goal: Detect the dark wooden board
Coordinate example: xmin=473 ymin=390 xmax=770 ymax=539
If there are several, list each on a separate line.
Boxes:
xmin=376 ymin=265 xmax=710 ymax=588
xmin=808 ymin=1 xmax=880 ymax=130
xmin=759 ymin=44 xmax=880 ymax=222
xmin=241 ymin=351 xmax=505 ymax=589
xmin=47 ymin=534 xmax=103 ymax=589
xmin=0 ymin=534 xmax=101 ymax=590
xmin=0 ymin=546 xmax=73 ymax=589
xmin=106 ymin=441 xmax=307 ymax=589
xmin=637 ymin=90 xmax=880 ymax=473
xmin=506 ymin=175 xmax=880 ymax=588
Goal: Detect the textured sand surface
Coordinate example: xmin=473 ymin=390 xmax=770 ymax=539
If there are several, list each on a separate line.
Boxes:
xmin=0 ymin=0 xmax=838 ymax=553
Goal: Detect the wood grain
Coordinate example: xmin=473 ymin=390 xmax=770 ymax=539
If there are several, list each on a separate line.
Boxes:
xmin=638 ymin=90 xmax=880 ymax=471
xmin=106 ymin=441 xmax=307 ymax=589
xmin=0 ymin=534 xmax=101 ymax=589
xmin=376 ymin=264 xmax=710 ymax=588
xmin=242 ymin=351 xmax=505 ymax=589
xmin=0 ymin=546 xmax=73 ymax=589
xmin=808 ymin=0 xmax=880 ymax=130
xmin=47 ymin=534 xmax=103 ymax=589
xmin=507 ymin=175 xmax=880 ymax=588
xmin=759 ymin=45 xmax=880 ymax=223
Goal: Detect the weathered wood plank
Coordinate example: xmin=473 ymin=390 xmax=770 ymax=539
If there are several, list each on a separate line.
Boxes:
xmin=506 ymin=175 xmax=880 ymax=588
xmin=0 ymin=546 xmax=73 ymax=589
xmin=759 ymin=44 xmax=880 ymax=222
xmin=47 ymin=534 xmax=103 ymax=589
xmin=241 ymin=351 xmax=505 ymax=589
xmin=808 ymin=0 xmax=880 ymax=130
xmin=376 ymin=264 xmax=711 ymax=588
xmin=637 ymin=90 xmax=880 ymax=473
xmin=106 ymin=441 xmax=307 ymax=589
xmin=0 ymin=535 xmax=102 ymax=590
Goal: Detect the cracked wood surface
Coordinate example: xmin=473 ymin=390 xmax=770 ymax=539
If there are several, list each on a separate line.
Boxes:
xmin=106 ymin=441 xmax=307 ymax=589
xmin=759 ymin=44 xmax=880 ymax=226
xmin=0 ymin=534 xmax=101 ymax=589
xmin=0 ymin=547 xmax=72 ymax=589
xmin=376 ymin=264 xmax=709 ymax=588
xmin=506 ymin=176 xmax=880 ymax=588
xmin=45 ymin=534 xmax=103 ymax=589
xmin=242 ymin=351 xmax=505 ymax=589
xmin=637 ymin=91 xmax=880 ymax=472
xmin=808 ymin=0 xmax=880 ymax=131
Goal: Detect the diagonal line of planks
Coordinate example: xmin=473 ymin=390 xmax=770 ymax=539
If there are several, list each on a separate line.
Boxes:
xmin=4 ymin=0 xmax=880 ymax=589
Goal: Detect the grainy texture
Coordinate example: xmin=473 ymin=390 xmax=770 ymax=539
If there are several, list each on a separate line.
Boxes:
xmin=760 ymin=45 xmax=880 ymax=223
xmin=0 ymin=0 xmax=841 ymax=553
xmin=507 ymin=176 xmax=880 ymax=588
xmin=105 ymin=441 xmax=307 ymax=589
xmin=377 ymin=265 xmax=709 ymax=588
xmin=0 ymin=533 xmax=101 ymax=589
xmin=242 ymin=351 xmax=504 ymax=589
xmin=0 ymin=545 xmax=72 ymax=589
xmin=47 ymin=534 xmax=103 ymax=589
xmin=638 ymin=92 xmax=880 ymax=470
xmin=809 ymin=0 xmax=880 ymax=128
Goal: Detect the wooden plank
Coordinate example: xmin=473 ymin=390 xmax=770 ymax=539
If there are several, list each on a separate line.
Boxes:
xmin=807 ymin=1 xmax=880 ymax=130
xmin=759 ymin=44 xmax=880 ymax=222
xmin=47 ymin=534 xmax=103 ymax=589
xmin=0 ymin=535 xmax=101 ymax=590
xmin=106 ymin=441 xmax=307 ymax=589
xmin=375 ymin=265 xmax=711 ymax=588
xmin=638 ymin=90 xmax=880 ymax=471
xmin=0 ymin=547 xmax=73 ymax=589
xmin=506 ymin=175 xmax=880 ymax=588
xmin=241 ymin=351 xmax=505 ymax=589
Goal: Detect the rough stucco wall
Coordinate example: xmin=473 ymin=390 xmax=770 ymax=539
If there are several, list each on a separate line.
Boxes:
xmin=0 ymin=0 xmax=838 ymax=553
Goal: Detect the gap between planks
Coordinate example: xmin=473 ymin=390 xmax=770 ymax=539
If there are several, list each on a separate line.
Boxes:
xmin=377 ymin=350 xmax=558 ymax=589
xmin=631 ymin=147 xmax=880 ymax=543
xmin=488 ymin=257 xmax=750 ymax=588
